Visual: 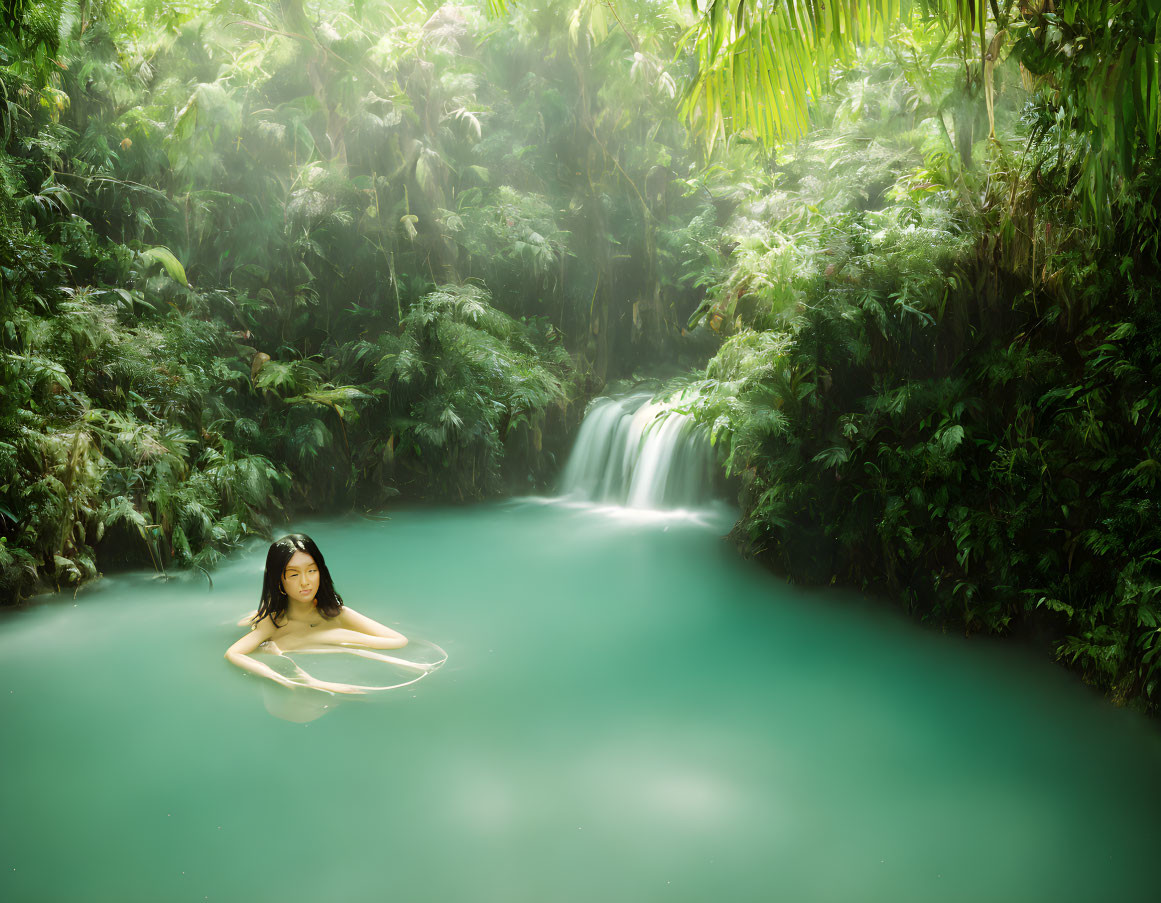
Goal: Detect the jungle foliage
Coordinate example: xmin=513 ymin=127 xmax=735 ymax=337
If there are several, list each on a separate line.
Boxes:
xmin=0 ymin=0 xmax=724 ymax=601
xmin=4 ymin=0 xmax=1161 ymax=717
xmin=681 ymin=0 xmax=1161 ymax=224
xmin=683 ymin=31 xmax=1161 ymax=712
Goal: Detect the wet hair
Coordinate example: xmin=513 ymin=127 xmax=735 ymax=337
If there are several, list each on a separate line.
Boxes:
xmin=252 ymin=533 xmax=344 ymax=626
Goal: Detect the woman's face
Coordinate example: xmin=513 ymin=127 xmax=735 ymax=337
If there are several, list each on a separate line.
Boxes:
xmin=282 ymin=550 xmax=320 ymax=606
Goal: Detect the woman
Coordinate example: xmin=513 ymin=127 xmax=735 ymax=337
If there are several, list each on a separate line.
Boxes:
xmin=225 ymin=533 xmax=408 ymax=694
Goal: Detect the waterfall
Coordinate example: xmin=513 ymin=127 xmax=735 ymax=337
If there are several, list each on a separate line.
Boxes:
xmin=559 ymin=394 xmax=716 ymax=509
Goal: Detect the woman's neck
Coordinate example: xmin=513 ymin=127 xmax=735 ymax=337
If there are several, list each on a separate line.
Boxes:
xmin=286 ymin=597 xmax=318 ymax=621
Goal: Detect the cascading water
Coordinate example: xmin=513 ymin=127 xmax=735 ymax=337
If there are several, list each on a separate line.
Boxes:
xmin=559 ymin=393 xmax=716 ymax=509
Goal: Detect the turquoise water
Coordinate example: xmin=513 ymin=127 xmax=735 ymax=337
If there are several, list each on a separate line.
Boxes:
xmin=2 ymin=499 xmax=1159 ymax=902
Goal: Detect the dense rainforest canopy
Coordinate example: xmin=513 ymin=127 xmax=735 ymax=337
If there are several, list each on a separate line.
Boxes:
xmin=3 ymin=0 xmax=1161 ymax=713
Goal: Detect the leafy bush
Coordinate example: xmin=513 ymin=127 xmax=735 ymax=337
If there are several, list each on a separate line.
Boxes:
xmin=686 ymin=52 xmax=1161 ymax=712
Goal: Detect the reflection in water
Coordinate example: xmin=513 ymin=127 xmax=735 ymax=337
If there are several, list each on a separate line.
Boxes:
xmin=261 ymin=681 xmax=335 ymax=723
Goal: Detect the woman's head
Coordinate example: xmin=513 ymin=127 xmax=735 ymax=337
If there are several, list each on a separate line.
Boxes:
xmin=253 ymin=533 xmax=344 ymax=625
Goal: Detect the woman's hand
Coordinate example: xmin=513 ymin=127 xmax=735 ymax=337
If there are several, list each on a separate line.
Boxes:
xmin=227 ymin=623 xmax=365 ymax=695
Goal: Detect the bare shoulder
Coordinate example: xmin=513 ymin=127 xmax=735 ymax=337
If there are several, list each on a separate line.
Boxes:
xmin=335 ymin=606 xmax=403 ymax=640
xmin=335 ymin=606 xmax=368 ymax=628
xmin=225 ymin=615 xmax=278 ymax=658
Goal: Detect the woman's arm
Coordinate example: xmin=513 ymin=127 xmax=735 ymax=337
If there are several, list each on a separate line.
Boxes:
xmin=335 ymin=607 xmax=408 ymax=647
xmin=225 ymin=621 xmax=366 ymax=695
xmin=224 ymin=620 xmax=296 ymax=687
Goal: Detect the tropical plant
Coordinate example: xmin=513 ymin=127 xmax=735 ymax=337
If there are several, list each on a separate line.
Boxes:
xmin=682 ymin=46 xmax=1161 ymax=712
xmin=679 ymin=0 xmax=1161 ymax=221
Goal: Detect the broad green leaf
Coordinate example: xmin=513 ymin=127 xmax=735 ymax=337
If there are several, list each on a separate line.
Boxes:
xmin=140 ymin=246 xmax=188 ymax=286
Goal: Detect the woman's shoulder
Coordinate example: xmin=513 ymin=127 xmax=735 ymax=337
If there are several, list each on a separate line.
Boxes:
xmin=333 ymin=605 xmax=377 ymax=624
xmin=240 ymin=613 xmax=284 ymax=637
xmin=331 ymin=606 xmax=405 ymax=641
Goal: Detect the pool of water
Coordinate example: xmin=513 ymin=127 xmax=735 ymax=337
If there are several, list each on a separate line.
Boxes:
xmin=2 ymin=499 xmax=1159 ymax=902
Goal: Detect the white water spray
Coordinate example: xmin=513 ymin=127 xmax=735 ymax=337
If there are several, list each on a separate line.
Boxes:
xmin=559 ymin=394 xmax=715 ymax=509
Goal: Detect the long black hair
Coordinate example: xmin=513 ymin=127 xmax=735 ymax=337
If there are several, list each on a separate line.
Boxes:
xmin=252 ymin=533 xmax=344 ymax=626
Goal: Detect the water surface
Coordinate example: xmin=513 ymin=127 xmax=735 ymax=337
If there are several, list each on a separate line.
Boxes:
xmin=2 ymin=500 xmax=1159 ymax=902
